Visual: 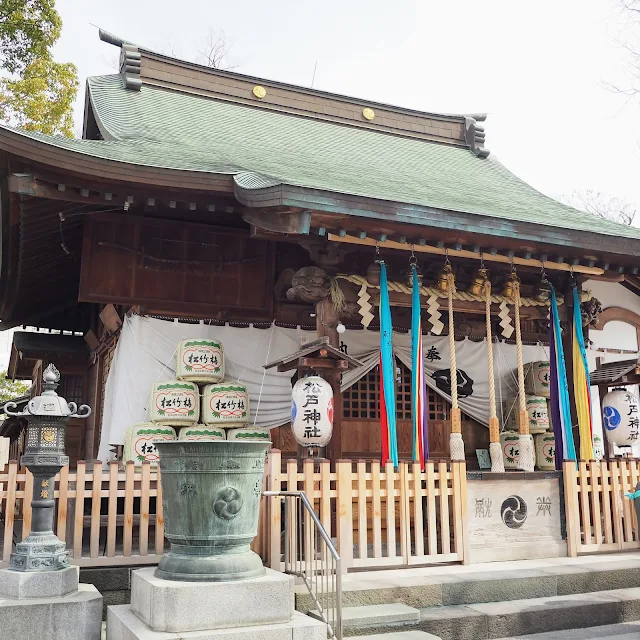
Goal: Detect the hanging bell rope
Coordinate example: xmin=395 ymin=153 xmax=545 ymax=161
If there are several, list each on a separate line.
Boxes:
xmin=483 ymin=265 xmax=504 ymax=472
xmin=511 ymin=269 xmax=535 ymax=471
xmin=443 ymin=256 xmax=465 ymax=462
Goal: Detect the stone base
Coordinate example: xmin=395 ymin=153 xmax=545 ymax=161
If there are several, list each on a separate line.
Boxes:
xmin=107 ymin=605 xmax=327 ymax=640
xmin=0 ymin=565 xmax=79 ymax=599
xmin=467 ymin=540 xmax=568 ymax=563
xmin=10 ymin=531 xmax=69 ymax=571
xmin=131 ymin=567 xmax=294 ymax=632
xmin=0 ymin=582 xmax=102 ymax=640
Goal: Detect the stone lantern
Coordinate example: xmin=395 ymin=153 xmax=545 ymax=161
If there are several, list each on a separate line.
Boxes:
xmin=5 ymin=364 xmax=91 ymax=572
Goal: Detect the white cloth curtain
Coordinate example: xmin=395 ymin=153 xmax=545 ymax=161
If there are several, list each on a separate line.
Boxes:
xmin=98 ymin=316 xmax=550 ymax=461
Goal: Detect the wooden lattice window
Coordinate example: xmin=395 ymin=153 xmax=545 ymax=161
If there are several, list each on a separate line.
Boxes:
xmin=342 ymin=360 xmax=473 ymax=423
xmin=60 ymin=375 xmax=85 ymax=407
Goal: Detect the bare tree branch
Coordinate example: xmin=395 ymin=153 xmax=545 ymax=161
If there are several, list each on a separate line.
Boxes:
xmin=564 ymin=190 xmax=637 ymax=226
xmin=196 ymin=29 xmax=236 ymax=70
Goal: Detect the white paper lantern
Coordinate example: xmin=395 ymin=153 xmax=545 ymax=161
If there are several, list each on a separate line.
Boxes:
xmin=176 ymin=339 xmax=224 ymax=383
xmin=291 ymin=375 xmax=334 ymax=447
xmin=602 ymin=388 xmax=640 ymax=446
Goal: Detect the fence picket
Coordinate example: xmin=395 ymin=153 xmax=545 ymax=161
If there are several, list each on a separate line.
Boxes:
xmin=155 ymin=467 xmax=165 ymax=556
xmin=122 ymin=461 xmax=134 ymax=556
xmin=371 ymin=461 xmax=382 ymax=559
xmin=425 ymin=462 xmax=437 ymax=556
xmin=90 ymin=461 xmax=103 ymax=558
xmin=600 ymin=461 xmax=614 ymax=545
xmin=56 ymin=465 xmax=69 ymax=541
xmin=438 ymin=461 xmax=450 ymax=555
xmin=106 ymin=462 xmax=118 ymax=557
xmin=73 ymin=461 xmax=86 ymax=559
xmin=139 ymin=462 xmax=151 ymax=557
xmin=384 ymin=461 xmax=396 ymax=560
xmin=589 ymin=461 xmax=603 ymax=545
xmin=2 ymin=462 xmax=18 ymax=562
xmin=357 ymin=460 xmax=367 ymax=560
xmin=22 ymin=470 xmax=33 ymax=539
xmin=412 ymin=461 xmax=424 ymax=558
xmin=267 ymin=449 xmax=281 ymax=570
xmin=620 ymin=460 xmax=634 ymax=543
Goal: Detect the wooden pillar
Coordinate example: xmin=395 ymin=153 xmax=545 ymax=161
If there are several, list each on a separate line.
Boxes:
xmin=316 ymin=296 xmax=343 ymax=462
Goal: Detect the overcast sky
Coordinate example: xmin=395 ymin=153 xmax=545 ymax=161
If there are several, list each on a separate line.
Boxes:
xmin=2 ymin=0 xmax=639 ymax=367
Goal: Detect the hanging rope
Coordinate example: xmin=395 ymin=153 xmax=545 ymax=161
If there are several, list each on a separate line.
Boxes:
xmin=513 ymin=275 xmax=535 ymax=471
xmin=445 ymin=261 xmax=465 ymax=461
xmin=484 ymin=276 xmax=504 ymax=472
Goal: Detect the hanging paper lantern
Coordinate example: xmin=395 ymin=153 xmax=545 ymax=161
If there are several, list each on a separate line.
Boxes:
xmin=602 ymin=388 xmax=640 ymax=446
xmin=291 ymin=375 xmax=334 ymax=447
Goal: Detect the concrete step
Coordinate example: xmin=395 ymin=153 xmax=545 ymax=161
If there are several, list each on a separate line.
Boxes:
xmin=296 ymin=557 xmax=640 ymax=611
xmin=417 ymin=587 xmax=640 ymax=640
xmin=308 ymin=603 xmax=420 ymax=633
xmin=497 ymin=619 xmax=640 ymax=638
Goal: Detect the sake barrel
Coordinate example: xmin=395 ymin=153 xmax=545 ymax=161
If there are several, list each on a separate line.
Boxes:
xmin=502 ymin=398 xmax=519 ymax=431
xmin=500 ymin=432 xmax=536 ymax=469
xmin=226 ymin=427 xmax=271 ymax=442
xmin=124 ymin=423 xmax=176 ymax=464
xmin=535 ymin=432 xmax=556 ymax=470
xmin=150 ymin=381 xmax=199 ymax=426
xmin=526 ymin=396 xmax=549 ymax=434
xmin=202 ymin=383 xmax=250 ymax=426
xmin=176 ymin=339 xmax=224 ymax=383
xmin=178 ymin=425 xmax=226 ymax=441
xmin=525 ymin=361 xmax=551 ymax=398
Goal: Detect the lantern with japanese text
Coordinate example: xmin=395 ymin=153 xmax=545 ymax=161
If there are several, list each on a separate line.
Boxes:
xmin=226 ymin=426 xmax=272 ymax=442
xmin=178 ymin=425 xmax=225 ymax=441
xmin=202 ymin=383 xmax=250 ymax=427
xmin=125 ymin=423 xmax=177 ymax=464
xmin=602 ymin=387 xmax=640 ymax=446
xmin=176 ymin=339 xmax=224 ymax=383
xmin=150 ymin=381 xmax=199 ymax=426
xmin=291 ymin=375 xmax=334 ymax=447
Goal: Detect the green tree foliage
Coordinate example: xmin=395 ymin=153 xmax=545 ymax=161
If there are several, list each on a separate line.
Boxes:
xmin=0 ymin=0 xmax=77 ymax=137
xmin=0 ymin=370 xmax=29 ymax=415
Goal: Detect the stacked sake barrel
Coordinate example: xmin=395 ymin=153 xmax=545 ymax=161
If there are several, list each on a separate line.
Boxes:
xmin=500 ymin=361 xmax=556 ymax=470
xmin=124 ymin=338 xmax=270 ymax=464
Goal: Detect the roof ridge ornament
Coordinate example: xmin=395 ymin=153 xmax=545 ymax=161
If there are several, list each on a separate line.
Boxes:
xmin=120 ymin=43 xmax=142 ymax=91
xmin=464 ymin=114 xmax=490 ymax=158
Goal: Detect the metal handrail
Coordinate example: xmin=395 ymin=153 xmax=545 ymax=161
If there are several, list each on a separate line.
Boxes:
xmin=263 ymin=490 xmax=343 ymax=640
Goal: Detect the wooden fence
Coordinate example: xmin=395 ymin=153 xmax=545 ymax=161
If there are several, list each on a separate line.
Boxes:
xmin=0 ymin=460 xmax=165 ymax=567
xmin=261 ymin=450 xmax=468 ymax=571
xmin=564 ymin=459 xmax=640 ymax=556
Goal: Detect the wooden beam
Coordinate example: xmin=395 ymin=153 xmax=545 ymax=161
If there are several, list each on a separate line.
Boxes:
xmin=327 ymin=233 xmax=605 ymax=276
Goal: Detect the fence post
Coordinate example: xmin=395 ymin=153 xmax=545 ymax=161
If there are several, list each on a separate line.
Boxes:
xmin=2 ymin=461 xmax=18 ymax=562
xmin=399 ymin=462 xmax=411 ymax=564
xmin=563 ymin=461 xmax=580 ymax=557
xmin=267 ymin=449 xmax=282 ymax=570
xmin=336 ymin=459 xmax=353 ymax=572
xmin=451 ymin=460 xmax=468 ymax=564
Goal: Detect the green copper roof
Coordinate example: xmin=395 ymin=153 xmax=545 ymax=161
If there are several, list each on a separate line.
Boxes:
xmin=5 ymin=73 xmax=640 ymax=241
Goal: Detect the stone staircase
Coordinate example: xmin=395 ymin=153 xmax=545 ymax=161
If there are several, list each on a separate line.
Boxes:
xmin=296 ymin=553 xmax=640 ymax=639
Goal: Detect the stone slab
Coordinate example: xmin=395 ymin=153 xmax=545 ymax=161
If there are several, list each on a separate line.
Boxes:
xmin=468 ymin=590 xmax=626 ymax=638
xmin=466 ymin=477 xmax=565 ymax=564
xmin=81 ymin=566 xmax=132 ymax=591
xmin=131 ymin=567 xmax=294 ymax=632
xmin=0 ymin=565 xmax=79 ymax=599
xmin=418 ymin=605 xmax=488 ymax=640
xmin=495 ymin=619 xmax=640 ymax=639
xmin=437 ymin=568 xmax=557 ymax=605
xmin=0 ymin=582 xmax=102 ymax=640
xmin=308 ymin=603 xmax=420 ymax=629
xmin=107 ymin=605 xmax=326 ymax=640
xmin=543 ymin=560 xmax=640 ymax=596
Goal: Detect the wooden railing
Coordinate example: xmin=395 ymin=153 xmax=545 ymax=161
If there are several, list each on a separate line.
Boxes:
xmin=0 ymin=460 xmax=165 ymax=567
xmin=260 ymin=450 xmax=467 ymax=571
xmin=564 ymin=459 xmax=640 ymax=556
